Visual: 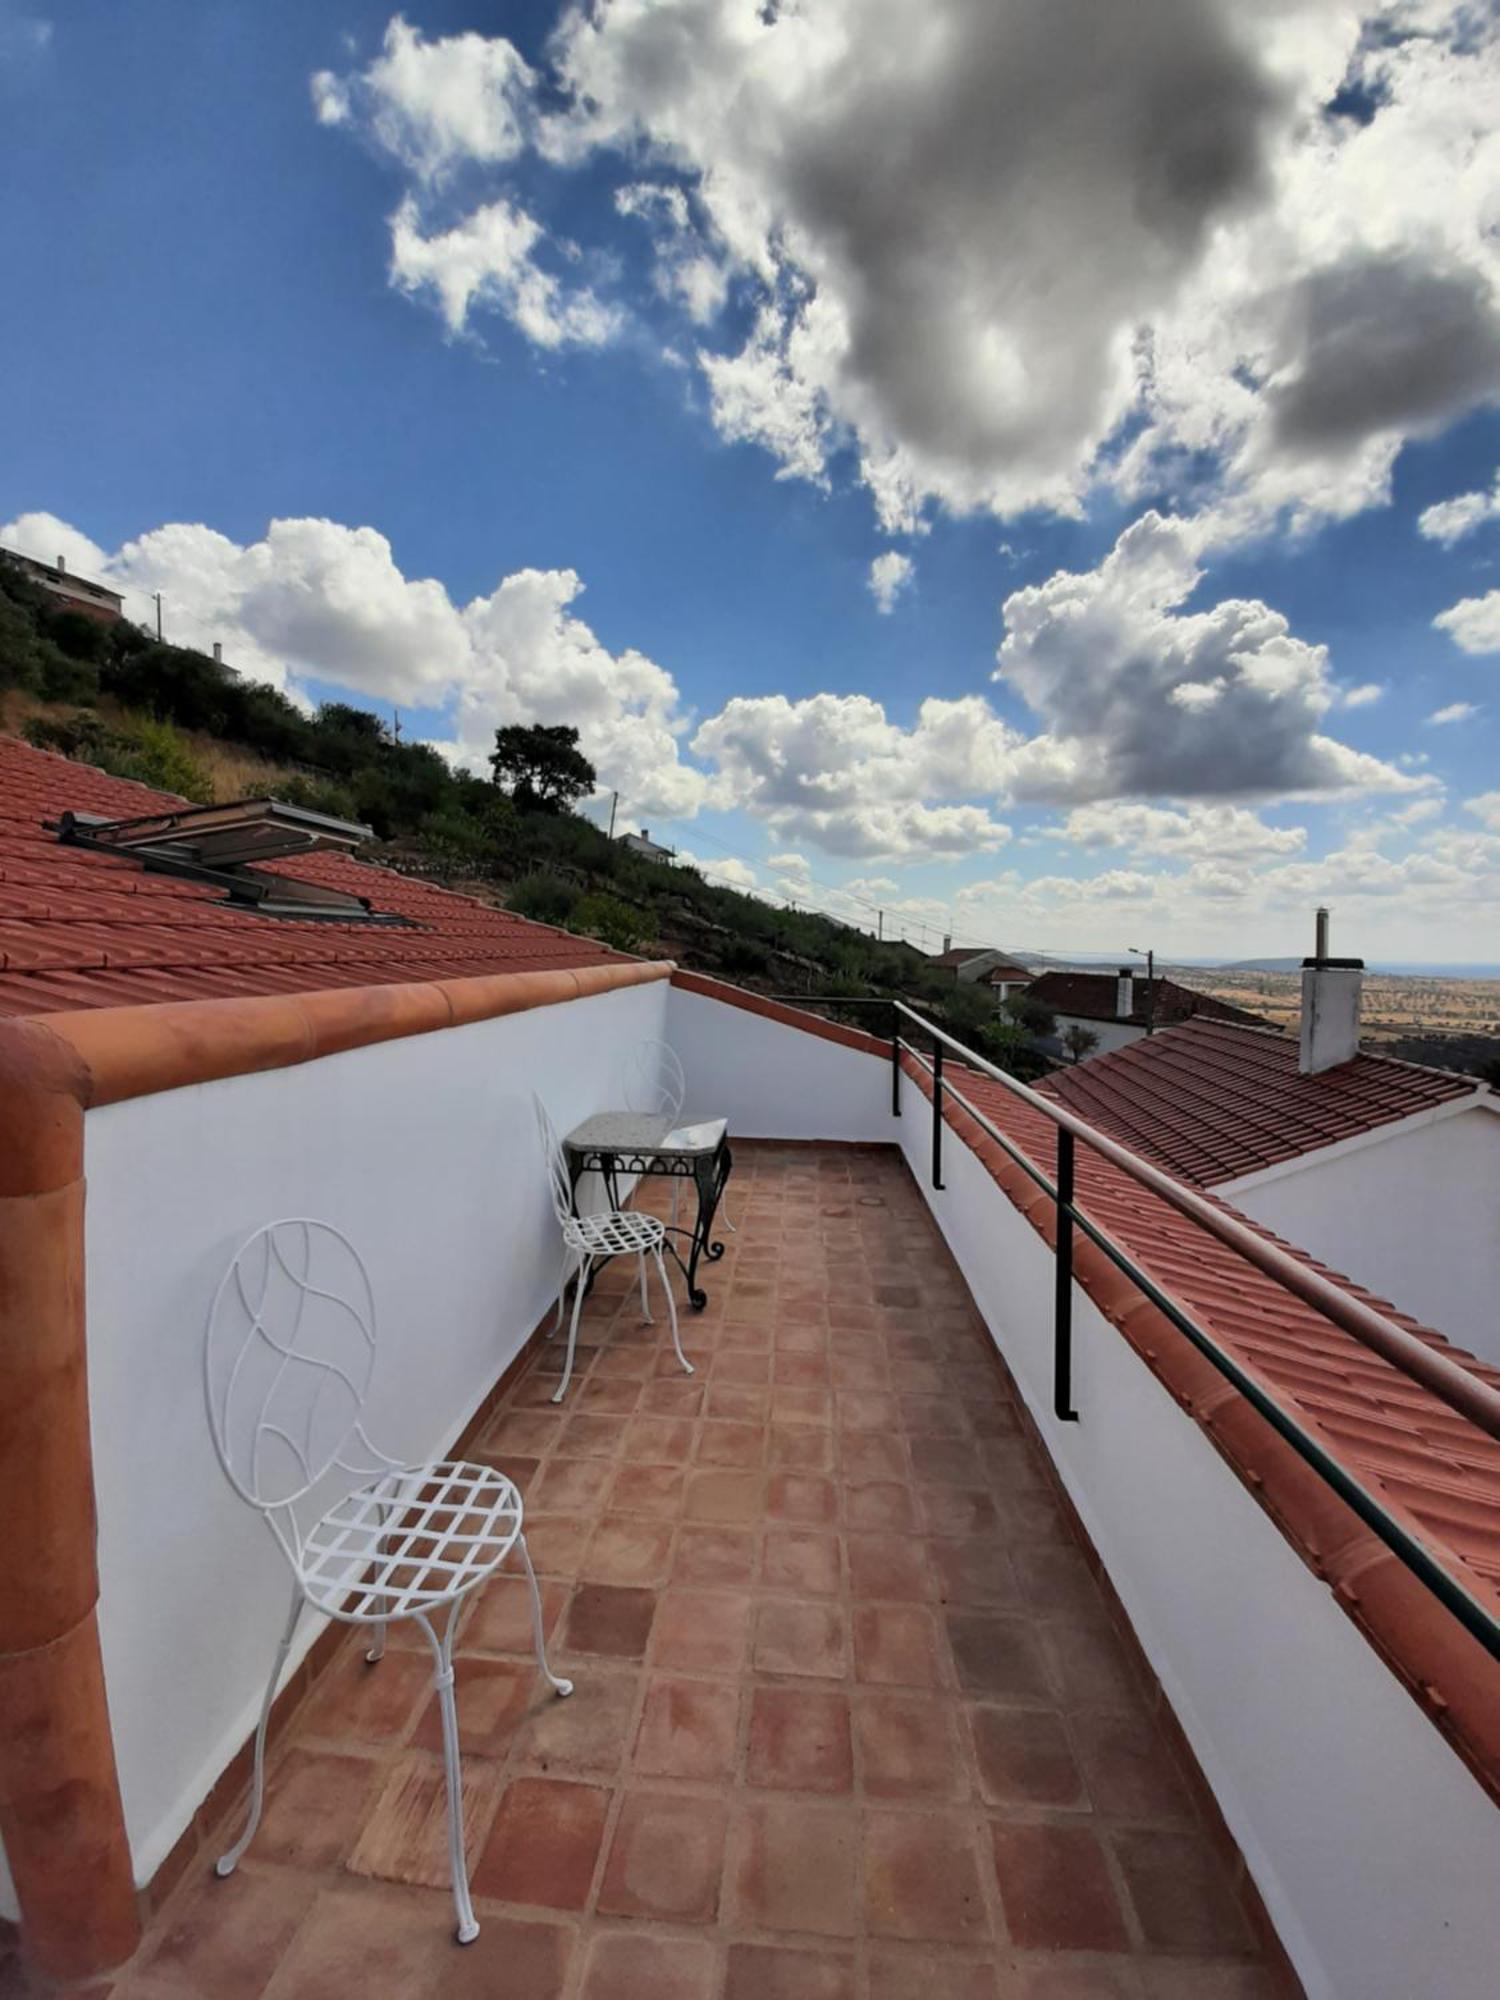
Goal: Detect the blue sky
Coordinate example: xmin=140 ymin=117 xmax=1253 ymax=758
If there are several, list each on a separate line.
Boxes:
xmin=2 ymin=0 xmax=1498 ymax=960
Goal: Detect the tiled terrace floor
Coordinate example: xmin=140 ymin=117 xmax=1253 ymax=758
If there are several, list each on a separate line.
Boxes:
xmin=92 ymin=1144 xmax=1289 ymax=2000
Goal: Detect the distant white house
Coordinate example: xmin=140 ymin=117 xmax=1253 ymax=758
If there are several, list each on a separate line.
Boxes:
xmin=1027 ymin=966 xmax=1265 ymax=1057
xmin=619 ymin=826 xmax=676 ymax=864
xmin=930 ymin=945 xmax=1034 ymax=1006
xmin=1040 ymin=948 xmax=1499 ymax=1361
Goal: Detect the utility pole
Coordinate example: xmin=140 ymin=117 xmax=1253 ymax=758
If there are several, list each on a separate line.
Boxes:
xmin=391 ymin=707 xmax=403 ymax=743
xmin=607 ymin=790 xmax=619 ymax=840
xmin=1129 ymin=945 xmax=1156 ymax=1033
xmin=153 ymin=592 xmax=163 ymax=642
xmin=877 ymin=909 xmax=884 ymax=941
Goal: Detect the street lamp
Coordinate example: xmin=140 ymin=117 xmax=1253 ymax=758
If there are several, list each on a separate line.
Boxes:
xmin=1128 ymin=945 xmax=1156 ymax=1034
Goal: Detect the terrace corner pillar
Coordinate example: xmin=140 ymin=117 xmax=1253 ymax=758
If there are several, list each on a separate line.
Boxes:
xmin=0 ymin=1020 xmax=139 ymax=1979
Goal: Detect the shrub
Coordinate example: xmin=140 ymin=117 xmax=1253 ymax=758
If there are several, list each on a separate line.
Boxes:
xmin=574 ymin=892 xmax=650 ymax=953
xmin=113 ymin=717 xmax=215 ymax=802
xmin=508 ymin=872 xmax=581 ymax=927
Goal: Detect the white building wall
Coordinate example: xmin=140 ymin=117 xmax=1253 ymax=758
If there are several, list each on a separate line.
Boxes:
xmin=81 ymin=978 xmax=668 ymax=1887
xmin=1222 ymin=1101 xmax=1500 ymax=1364
xmin=1050 ymin=1012 xmax=1143 ymax=1058
xmin=664 ymin=985 xmax=892 ymax=1143
xmin=892 ymin=1088 xmax=1500 ymax=2000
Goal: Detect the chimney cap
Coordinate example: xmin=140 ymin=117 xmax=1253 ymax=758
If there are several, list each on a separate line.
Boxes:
xmin=1302 ymin=955 xmax=1364 ymax=970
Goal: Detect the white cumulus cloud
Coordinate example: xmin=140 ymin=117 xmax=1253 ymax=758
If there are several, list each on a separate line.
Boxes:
xmin=1434 ymin=587 xmax=1500 ymax=655
xmin=868 ymin=551 xmax=914 ymax=614
xmin=1418 ymin=472 xmax=1500 ymax=545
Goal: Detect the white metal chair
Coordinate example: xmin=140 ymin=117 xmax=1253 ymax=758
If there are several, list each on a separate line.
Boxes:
xmin=204 ymin=1219 xmax=571 ymax=1945
xmin=535 ymin=1094 xmax=691 ymax=1403
xmin=623 ymin=1037 xmax=735 ymax=1233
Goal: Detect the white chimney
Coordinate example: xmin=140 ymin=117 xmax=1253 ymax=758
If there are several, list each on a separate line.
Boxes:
xmin=56 ymin=554 xmax=66 ymax=574
xmin=1299 ymin=907 xmax=1363 ymax=1075
xmin=212 ymin=641 xmax=223 ymax=664
xmin=942 ymin=933 xmax=953 ymax=954
xmin=1115 ymin=966 xmax=1134 ymax=1019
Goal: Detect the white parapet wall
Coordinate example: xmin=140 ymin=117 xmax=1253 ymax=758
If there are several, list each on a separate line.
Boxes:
xmin=81 ymin=976 xmax=668 ymax=1889
xmin=891 ymin=1090 xmax=1500 ymax=2000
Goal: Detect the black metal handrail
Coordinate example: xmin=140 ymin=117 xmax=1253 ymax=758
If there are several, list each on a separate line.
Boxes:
xmin=771 ymin=991 xmax=1500 ymax=1663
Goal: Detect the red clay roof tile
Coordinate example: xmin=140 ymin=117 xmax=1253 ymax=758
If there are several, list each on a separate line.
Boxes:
xmin=1028 ymin=970 xmax=1265 ymax=1030
xmin=0 ymin=734 xmax=620 ymax=1014
xmin=1038 ymin=1016 xmax=1480 ymax=1184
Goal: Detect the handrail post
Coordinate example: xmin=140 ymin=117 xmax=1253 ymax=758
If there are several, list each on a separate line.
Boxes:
xmin=891 ymin=1008 xmax=901 ymax=1117
xmin=1054 ymin=1127 xmax=1079 ymax=1421
xmin=931 ymin=1035 xmax=945 ymax=1189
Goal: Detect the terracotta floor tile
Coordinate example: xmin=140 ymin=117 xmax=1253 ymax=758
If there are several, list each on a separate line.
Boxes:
xmin=724 ymin=1943 xmax=857 ymax=2000
xmin=846 ymin=1535 xmax=936 ymax=1603
xmin=696 ymin=1421 xmax=768 ymax=1468
xmin=852 ymin=1604 xmax=946 ymax=1688
xmin=563 ymin=1584 xmax=658 ymax=1659
xmin=253 ymin=1748 xmax=380 ymax=1871
xmin=731 ymin=1799 xmax=860 ymax=1938
xmin=608 ymin=1463 xmax=687 ymax=1518
xmin=1045 ymin=1619 xmax=1148 ymax=1714
xmin=773 ymin=1385 xmax=834 ymax=1425
xmin=524 ymin=1515 xmax=592 ymax=1578
xmin=534 ymin=1456 xmax=615 ymax=1514
xmin=579 ymin=1931 xmax=717 ymax=2000
xmin=838 ymin=1433 xmax=910 ymax=1484
xmin=715 ymin=1349 xmax=772 ymax=1385
xmin=855 ymin=1695 xmax=966 ymax=1800
xmin=633 ymin=1676 xmax=740 ymax=1780
xmin=1070 ymin=1709 xmax=1195 ymax=1822
xmin=624 ymin=1416 xmax=698 ymax=1464
xmin=295 ymin=1645 xmax=431 ymax=1746
xmin=769 ymin=1423 xmax=835 ymax=1471
xmin=837 ymin=1391 xmax=901 ymax=1432
xmin=920 ymin=1487 xmax=1001 ymax=1540
xmin=684 ymin=1468 xmax=765 ymax=1523
xmin=436 ymin=1916 xmax=574 ymax=1999
xmin=846 ymin=1483 xmax=919 ymax=1533
xmin=864 ymin=1810 xmax=990 ymax=1943
xmin=582 ymin=1520 xmax=675 ymax=1587
xmin=258 ymin=1884 xmax=451 ymax=2000
xmin=868 ymin=1949 xmax=996 ymax=1998
xmin=1128 ymin=1963 xmax=1288 ymax=1999
xmin=989 ymin=1823 xmax=1130 ymax=1952
xmin=1004 ymin=1966 xmax=1134 ymax=1998
xmin=412 ymin=1657 xmax=533 ymax=1758
xmin=642 ymin=1377 xmax=705 ymax=1417
xmin=484 ymin=1410 xmax=565 ymax=1459
xmin=347 ymin=1750 xmax=501 ymax=1889
xmin=762 ymin=1527 xmax=842 ymax=1596
xmin=673 ymin=1524 xmax=758 ymax=1586
xmin=471 ymin=1775 xmax=611 ymax=1910
xmin=596 ymin=1791 xmax=728 ymax=1923
xmin=969 ymin=1704 xmax=1086 ymax=1810
xmin=514 ymin=1665 xmax=640 ymax=1777
xmin=580 ymin=1376 xmax=648 ymax=1415
xmin=140 ymin=1863 xmax=316 ymax=2000
xmin=775 ymin=1353 xmax=831 ymax=1388
xmin=747 ymin=1686 xmax=853 ymax=1793
xmin=462 ymin=1573 xmax=566 ymax=1656
xmin=768 ymin=1472 xmax=838 ymax=1525
xmin=754 ymin=1599 xmax=848 ymax=1678
xmin=1111 ymin=1828 xmax=1254 ymax=1954
xmin=929 ymin=1540 xmax=1018 ymax=1610
xmin=651 ymin=1587 xmax=753 ymax=1675
xmin=946 ymin=1614 xmax=1056 ymax=1703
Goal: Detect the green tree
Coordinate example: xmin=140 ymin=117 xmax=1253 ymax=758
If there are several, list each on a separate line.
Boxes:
xmin=1062 ymin=1023 xmax=1100 ymax=1064
xmin=490 ymin=723 xmax=595 ymax=813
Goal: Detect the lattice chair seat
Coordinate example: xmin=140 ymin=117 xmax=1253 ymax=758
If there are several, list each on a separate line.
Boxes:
xmin=300 ymin=1460 xmax=523 ymax=1622
xmin=568 ymin=1207 xmax=666 ymax=1258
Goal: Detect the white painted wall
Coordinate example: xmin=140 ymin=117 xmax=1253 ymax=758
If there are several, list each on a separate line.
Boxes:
xmin=81 ymin=978 xmax=668 ymax=1887
xmin=1222 ymin=1100 xmax=1500 ymax=1364
xmin=893 ymin=1085 xmax=1500 ymax=2000
xmin=1047 ymin=1012 xmax=1143 ymax=1059
xmin=665 ymin=985 xmax=891 ymax=1143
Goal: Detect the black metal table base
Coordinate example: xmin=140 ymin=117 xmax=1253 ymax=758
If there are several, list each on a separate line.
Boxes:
xmin=568 ymin=1141 xmax=733 ymax=1309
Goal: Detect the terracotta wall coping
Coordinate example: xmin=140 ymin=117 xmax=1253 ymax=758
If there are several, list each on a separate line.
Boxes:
xmin=901 ymin=1052 xmax=1500 ymax=1808
xmin=669 ymin=968 xmax=890 ymax=1061
xmin=35 ymin=957 xmax=672 ymax=1109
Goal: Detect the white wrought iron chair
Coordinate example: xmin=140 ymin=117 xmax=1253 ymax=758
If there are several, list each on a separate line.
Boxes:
xmin=204 ymin=1219 xmax=571 ymax=1945
xmin=535 ymin=1094 xmax=691 ymax=1403
xmin=623 ymin=1037 xmax=735 ymax=1234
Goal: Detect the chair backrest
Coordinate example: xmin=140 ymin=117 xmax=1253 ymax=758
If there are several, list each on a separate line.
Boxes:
xmin=624 ymin=1038 xmax=686 ymax=1121
xmin=534 ymin=1093 xmax=576 ymax=1230
xmin=205 ymin=1219 xmax=378 ymax=1514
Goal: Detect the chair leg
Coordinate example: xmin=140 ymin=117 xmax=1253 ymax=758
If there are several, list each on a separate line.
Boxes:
xmin=552 ymin=1253 xmax=590 ymax=1403
xmin=415 ymin=1610 xmax=480 ymax=1945
xmin=655 ymin=1245 xmax=692 ymax=1378
xmin=638 ymin=1249 xmax=653 ymax=1324
xmin=551 ymin=1243 xmax=572 ymax=1336
xmin=516 ymin=1532 xmax=572 ymax=1697
xmin=216 ymin=1583 xmax=303 ymax=1877
xmin=365 ymin=1621 xmax=387 ymax=1665
xmin=718 ymin=1182 xmax=736 ymax=1234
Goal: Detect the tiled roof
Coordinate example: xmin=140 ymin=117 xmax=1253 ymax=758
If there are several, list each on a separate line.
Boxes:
xmin=1038 ymin=1016 xmax=1481 ymax=1186
xmin=0 ymin=733 xmax=618 ymax=1014
xmin=1028 ymin=970 xmax=1264 ymax=1030
xmin=932 ymin=946 xmax=1032 ymax=975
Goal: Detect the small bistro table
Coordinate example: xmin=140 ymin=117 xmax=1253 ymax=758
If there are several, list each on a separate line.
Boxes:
xmin=563 ymin=1110 xmax=733 ymax=1310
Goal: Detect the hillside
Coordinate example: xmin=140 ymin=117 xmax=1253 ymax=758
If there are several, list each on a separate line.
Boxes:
xmin=0 ymin=552 xmax=1043 ymax=1073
